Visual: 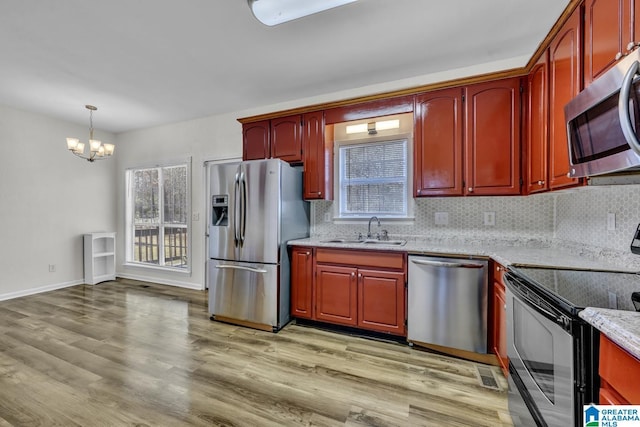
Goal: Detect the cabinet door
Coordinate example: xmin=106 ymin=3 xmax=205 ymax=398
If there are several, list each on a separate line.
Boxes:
xmin=290 ymin=247 xmax=313 ymax=319
xmin=526 ymin=53 xmax=549 ymax=194
xmin=243 ymin=120 xmax=270 ymax=161
xmin=493 ymin=280 xmax=508 ymax=378
xmin=464 ymin=78 xmax=521 ymax=196
xmin=549 ymin=7 xmax=582 ymax=189
xmin=270 ymin=115 xmax=302 ymax=163
xmin=414 ymin=87 xmax=464 ymax=196
xmin=315 ymin=265 xmax=358 ymax=326
xmin=357 ymin=269 xmax=406 ymax=336
xmin=303 ymin=111 xmax=332 ymax=200
xmin=585 ymin=0 xmax=632 ymax=86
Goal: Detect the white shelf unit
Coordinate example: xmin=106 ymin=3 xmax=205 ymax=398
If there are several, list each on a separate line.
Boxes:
xmin=84 ymin=232 xmax=116 ymax=285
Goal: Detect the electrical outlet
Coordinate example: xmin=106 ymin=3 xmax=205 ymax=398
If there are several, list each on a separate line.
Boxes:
xmin=484 ymin=212 xmax=496 ymax=226
xmin=608 ymin=291 xmax=618 ymax=309
xmin=324 ymin=212 xmax=331 ymax=222
xmin=48 ymin=264 xmax=56 ymax=273
xmin=607 ymin=212 xmax=616 ymax=231
xmin=434 ymin=212 xmax=449 ymax=225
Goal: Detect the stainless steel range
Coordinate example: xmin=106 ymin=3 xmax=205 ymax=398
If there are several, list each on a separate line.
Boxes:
xmin=504 ymin=266 xmax=640 ymax=427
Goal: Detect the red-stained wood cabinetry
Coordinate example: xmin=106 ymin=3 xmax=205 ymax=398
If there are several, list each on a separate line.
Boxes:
xmin=414 ymin=87 xmax=464 ymax=196
xmin=549 ymin=6 xmax=583 ymax=190
xmin=599 ymin=334 xmax=640 ymax=404
xmin=290 ymin=247 xmax=313 ymax=319
xmin=302 ymin=111 xmax=333 ymax=200
xmin=242 ymin=115 xmax=302 ymax=163
xmin=525 ymin=53 xmax=549 ymax=194
xmin=491 ymin=261 xmax=508 ymax=378
xmin=291 ymin=247 xmax=407 ymax=336
xmin=464 ymin=78 xmax=522 ymax=196
xmin=584 ymin=0 xmax=634 ymax=86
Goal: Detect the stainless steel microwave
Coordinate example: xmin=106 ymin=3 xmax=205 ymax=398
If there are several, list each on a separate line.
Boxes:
xmin=565 ymin=49 xmax=640 ymax=177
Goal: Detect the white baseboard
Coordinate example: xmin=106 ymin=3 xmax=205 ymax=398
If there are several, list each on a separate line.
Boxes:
xmin=0 ymin=279 xmax=84 ymax=302
xmin=116 ymin=273 xmax=204 ymax=290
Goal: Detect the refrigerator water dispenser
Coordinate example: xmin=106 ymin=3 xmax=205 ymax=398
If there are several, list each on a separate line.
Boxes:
xmin=211 ymin=195 xmax=228 ymax=226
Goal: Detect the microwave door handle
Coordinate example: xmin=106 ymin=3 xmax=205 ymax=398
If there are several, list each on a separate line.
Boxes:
xmin=619 ymin=60 xmax=640 ymax=155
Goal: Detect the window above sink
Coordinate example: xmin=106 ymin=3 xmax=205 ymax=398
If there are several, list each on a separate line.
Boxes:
xmin=332 ymin=112 xmax=414 ymax=220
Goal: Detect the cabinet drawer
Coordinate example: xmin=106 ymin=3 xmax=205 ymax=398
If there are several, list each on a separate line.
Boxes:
xmin=599 ymin=335 xmax=640 ymax=404
xmin=315 ymin=248 xmax=405 ymax=270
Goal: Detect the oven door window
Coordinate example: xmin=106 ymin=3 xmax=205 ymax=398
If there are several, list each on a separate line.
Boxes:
xmin=513 ymin=298 xmax=555 ymax=403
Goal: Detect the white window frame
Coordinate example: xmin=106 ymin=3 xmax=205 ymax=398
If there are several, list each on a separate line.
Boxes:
xmin=334 ymin=136 xmax=413 ymax=220
xmin=125 ymin=160 xmax=191 ymax=272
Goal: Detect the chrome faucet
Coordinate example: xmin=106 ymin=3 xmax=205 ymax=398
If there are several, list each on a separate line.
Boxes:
xmin=367 ymin=216 xmax=380 ymax=239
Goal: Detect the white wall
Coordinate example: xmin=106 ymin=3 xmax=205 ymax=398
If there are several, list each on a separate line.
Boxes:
xmin=0 ymin=105 xmax=116 ymax=300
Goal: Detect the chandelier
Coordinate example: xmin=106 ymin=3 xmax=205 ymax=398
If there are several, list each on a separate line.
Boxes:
xmin=66 ymin=105 xmax=115 ymax=162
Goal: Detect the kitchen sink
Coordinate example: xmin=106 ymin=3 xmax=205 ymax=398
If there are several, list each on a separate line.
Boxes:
xmin=363 ymin=239 xmax=406 ymax=246
xmin=321 ymin=239 xmax=365 ymax=244
xmin=321 ymin=238 xmax=407 ymax=246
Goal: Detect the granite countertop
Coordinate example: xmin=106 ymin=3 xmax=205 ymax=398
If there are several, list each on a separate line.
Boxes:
xmin=579 ymin=307 xmax=640 ymax=360
xmin=289 ymin=237 xmax=639 ymax=272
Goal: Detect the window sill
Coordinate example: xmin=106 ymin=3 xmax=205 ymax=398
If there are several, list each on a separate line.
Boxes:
xmin=331 ymin=217 xmax=415 ymax=226
xmin=123 ymin=262 xmax=191 ymax=274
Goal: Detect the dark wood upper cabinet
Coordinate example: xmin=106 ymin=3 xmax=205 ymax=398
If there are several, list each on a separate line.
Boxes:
xmin=414 ymin=87 xmax=464 ymax=196
xmin=242 ymin=120 xmax=270 ymax=161
xmin=270 ymin=115 xmax=302 ymax=163
xmin=549 ymin=6 xmax=583 ymax=190
xmin=585 ymin=0 xmax=633 ymax=86
xmin=526 ymin=52 xmax=549 ymax=194
xmin=303 ymin=111 xmax=333 ymax=200
xmin=464 ymin=78 xmax=522 ymax=196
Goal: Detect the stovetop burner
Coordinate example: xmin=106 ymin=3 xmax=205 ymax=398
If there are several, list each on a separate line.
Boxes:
xmin=509 ymin=266 xmax=640 ymax=313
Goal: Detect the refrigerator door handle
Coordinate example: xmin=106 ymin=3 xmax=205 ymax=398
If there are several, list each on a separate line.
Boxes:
xmin=240 ymin=170 xmax=247 ymax=246
xmin=215 ymin=264 xmax=268 ymax=274
xmin=233 ymin=170 xmax=241 ymax=247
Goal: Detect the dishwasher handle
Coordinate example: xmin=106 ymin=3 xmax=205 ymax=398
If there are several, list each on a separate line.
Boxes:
xmin=410 ymin=258 xmax=484 ymax=269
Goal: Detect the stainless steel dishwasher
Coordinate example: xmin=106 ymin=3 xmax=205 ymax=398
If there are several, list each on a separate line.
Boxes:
xmin=407 ymin=255 xmax=488 ymax=354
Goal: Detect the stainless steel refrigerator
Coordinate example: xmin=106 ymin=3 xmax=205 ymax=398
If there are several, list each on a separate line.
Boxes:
xmin=207 ymin=159 xmax=309 ymax=332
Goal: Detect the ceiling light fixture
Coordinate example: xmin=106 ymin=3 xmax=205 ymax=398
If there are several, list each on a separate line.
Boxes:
xmin=66 ymin=105 xmax=115 ymax=162
xmin=247 ymin=0 xmax=357 ymax=26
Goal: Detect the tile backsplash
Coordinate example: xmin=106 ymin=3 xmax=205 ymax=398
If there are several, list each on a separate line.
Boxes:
xmin=311 ymin=184 xmax=640 ymax=267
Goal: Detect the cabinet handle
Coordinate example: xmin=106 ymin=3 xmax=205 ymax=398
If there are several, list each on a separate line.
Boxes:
xmin=358 ymin=273 xmax=362 ymax=279
xmin=468 ymin=187 xmax=474 ymax=193
xmin=537 ymin=180 xmax=545 ymax=185
xmin=616 ymin=51 xmax=624 ymax=61
xmin=318 ymin=192 xmax=322 ymax=197
xmin=351 ymin=272 xmax=355 ymax=277
xmin=417 ymin=189 xmax=421 ymax=195
xmin=504 ymin=304 xmax=507 ymax=310
xmin=305 ymin=251 xmax=310 ymax=256
xmin=496 ymin=266 xmax=504 ymax=272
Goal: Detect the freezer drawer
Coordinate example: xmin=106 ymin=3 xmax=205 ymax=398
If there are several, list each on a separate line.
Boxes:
xmin=407 ymin=256 xmax=488 ymax=354
xmin=208 ymin=260 xmax=280 ymax=330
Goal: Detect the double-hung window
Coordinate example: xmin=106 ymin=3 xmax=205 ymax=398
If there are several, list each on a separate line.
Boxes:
xmin=338 ymin=138 xmax=409 ymax=218
xmin=125 ymin=162 xmax=190 ymax=270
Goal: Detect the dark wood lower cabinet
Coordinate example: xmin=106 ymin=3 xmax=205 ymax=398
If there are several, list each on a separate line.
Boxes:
xmin=290 ymin=247 xmax=407 ymax=337
xmin=358 ymin=269 xmax=406 ymax=335
xmin=315 ymin=265 xmax=358 ymax=326
xmin=290 ymin=247 xmax=313 ymax=319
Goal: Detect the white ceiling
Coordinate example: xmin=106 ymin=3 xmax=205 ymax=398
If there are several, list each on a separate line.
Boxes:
xmin=0 ymin=0 xmax=569 ymax=133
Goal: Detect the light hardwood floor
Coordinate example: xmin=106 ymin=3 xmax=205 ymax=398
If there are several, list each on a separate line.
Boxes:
xmin=0 ymin=279 xmax=513 ymax=426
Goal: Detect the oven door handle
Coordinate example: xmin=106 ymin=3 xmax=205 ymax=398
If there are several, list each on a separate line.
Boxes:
xmin=619 ymin=59 xmax=640 ymax=155
xmin=504 ymin=274 xmax=567 ymax=328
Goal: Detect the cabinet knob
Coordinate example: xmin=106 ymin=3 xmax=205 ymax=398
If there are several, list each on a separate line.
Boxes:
xmin=318 ymin=192 xmax=322 ymax=197
xmin=468 ymin=187 xmax=474 ymax=193
xmin=504 ymin=304 xmax=507 ymax=310
xmin=358 ymin=273 xmax=362 ymax=279
xmin=496 ymin=266 xmax=504 ymax=272
xmin=616 ymin=51 xmax=624 ymax=61
xmin=351 ymin=272 xmax=355 ymax=278
xmin=417 ymin=189 xmax=421 ymax=195
xmin=305 ymin=251 xmax=310 ymax=256
xmin=537 ymin=180 xmax=545 ymax=185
